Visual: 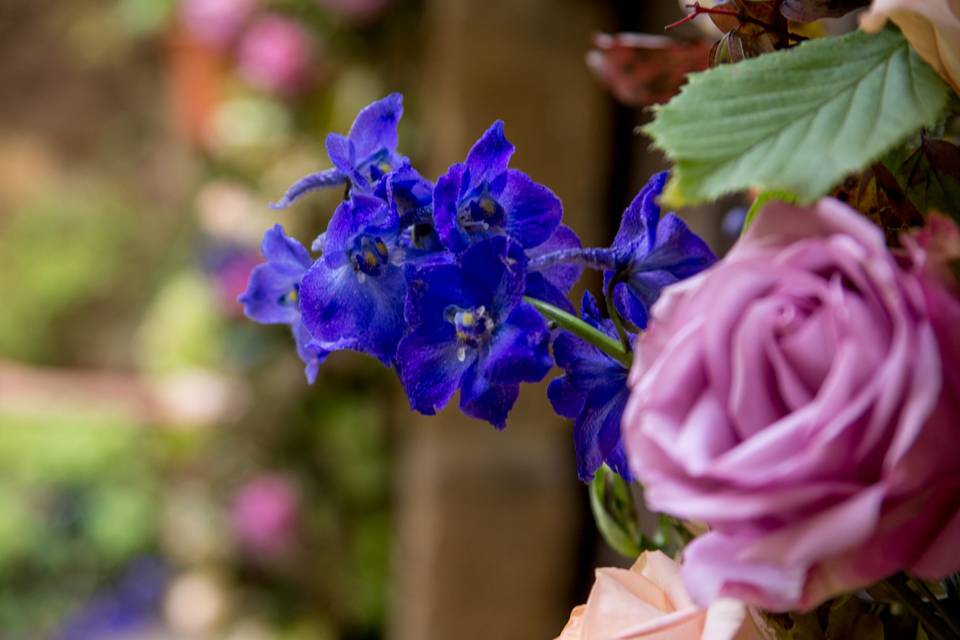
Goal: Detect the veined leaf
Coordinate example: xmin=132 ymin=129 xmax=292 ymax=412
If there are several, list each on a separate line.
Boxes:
xmin=645 ymin=27 xmax=950 ymax=206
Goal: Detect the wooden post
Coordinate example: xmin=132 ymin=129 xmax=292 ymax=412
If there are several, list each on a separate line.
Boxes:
xmin=390 ymin=1 xmax=613 ymax=639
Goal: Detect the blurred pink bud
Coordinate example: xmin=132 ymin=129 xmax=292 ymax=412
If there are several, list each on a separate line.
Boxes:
xmin=315 ymin=0 xmax=393 ymax=22
xmin=179 ymin=0 xmax=259 ymax=49
xmin=236 ymin=15 xmax=315 ymax=96
xmin=231 ymin=474 xmax=300 ymax=556
xmin=905 ymin=212 xmax=960 ymax=292
xmin=214 ymin=251 xmax=260 ymax=317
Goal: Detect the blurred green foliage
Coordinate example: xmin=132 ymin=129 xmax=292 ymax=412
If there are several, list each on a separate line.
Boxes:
xmin=0 ymin=190 xmax=133 ymax=364
xmin=137 ymin=271 xmax=226 ymax=374
xmin=0 ymin=410 xmax=158 ymax=636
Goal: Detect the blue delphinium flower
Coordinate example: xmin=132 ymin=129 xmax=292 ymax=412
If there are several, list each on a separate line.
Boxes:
xmin=548 ymin=292 xmax=633 ymax=482
xmin=603 ymin=171 xmax=716 ymax=329
xmin=375 ymin=163 xmax=446 ymax=266
xmin=397 ymin=236 xmax=552 ymax=428
xmin=272 ymin=93 xmax=406 ymax=207
xmin=299 ymin=194 xmax=407 ymax=364
xmin=433 ymin=121 xmax=562 ymax=254
xmin=239 ymin=224 xmax=328 ymax=382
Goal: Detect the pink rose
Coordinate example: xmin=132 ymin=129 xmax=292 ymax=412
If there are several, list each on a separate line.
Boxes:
xmin=556 ymin=551 xmax=759 ymax=640
xmin=179 ymin=0 xmax=259 ymax=50
xmin=236 ymin=15 xmax=314 ymax=96
xmin=905 ymin=212 xmax=960 ymax=294
xmin=622 ymin=198 xmax=960 ymax=611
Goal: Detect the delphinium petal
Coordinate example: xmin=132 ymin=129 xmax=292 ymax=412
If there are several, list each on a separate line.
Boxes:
xmin=525 ymin=224 xmax=583 ymax=312
xmin=298 ymin=194 xmax=407 ymax=364
xmin=548 ymin=292 xmax=633 ymax=481
xmin=603 ymin=171 xmax=716 ymax=329
xmin=433 ymin=121 xmax=562 ymax=255
xmin=291 ymin=322 xmax=329 ymax=384
xmin=239 ymin=225 xmax=329 ymax=382
xmin=397 ymin=236 xmax=552 ymax=428
xmin=376 ymin=163 xmax=447 ymax=265
xmin=272 ymin=93 xmax=406 ymax=208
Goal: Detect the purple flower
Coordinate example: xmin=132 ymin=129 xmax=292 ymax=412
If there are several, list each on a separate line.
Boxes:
xmin=397 ymin=236 xmax=552 ymax=428
xmin=57 ymin=557 xmax=168 ymax=640
xmin=237 ymin=14 xmax=314 ymax=96
xmin=375 ymin=163 xmax=446 ymax=265
xmin=273 ymin=94 xmax=406 ymax=208
xmin=433 ymin=121 xmax=562 ymax=255
xmin=238 ymin=225 xmax=328 ymax=382
xmin=548 ymin=292 xmax=632 ymax=482
xmin=603 ymin=171 xmax=716 ymax=329
xmin=299 ymin=194 xmax=406 ymax=364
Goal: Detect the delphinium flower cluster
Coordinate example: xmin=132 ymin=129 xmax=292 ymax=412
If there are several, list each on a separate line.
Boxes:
xmin=240 ymin=93 xmax=716 ymax=477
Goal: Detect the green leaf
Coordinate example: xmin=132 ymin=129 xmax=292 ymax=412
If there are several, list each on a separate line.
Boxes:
xmin=645 ymin=27 xmax=950 ymax=206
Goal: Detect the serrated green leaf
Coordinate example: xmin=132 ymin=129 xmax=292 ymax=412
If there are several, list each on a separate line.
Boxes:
xmin=645 ymin=27 xmax=950 ymax=206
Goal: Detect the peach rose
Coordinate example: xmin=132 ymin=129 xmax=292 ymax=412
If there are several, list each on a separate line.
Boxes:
xmin=556 ymin=551 xmax=760 ymax=640
xmin=861 ymin=0 xmax=960 ymax=94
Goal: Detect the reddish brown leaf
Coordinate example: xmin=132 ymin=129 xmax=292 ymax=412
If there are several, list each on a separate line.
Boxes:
xmin=896 ymin=137 xmax=960 ymax=220
xmin=710 ymin=23 xmax=782 ymax=65
xmin=832 ymin=163 xmax=924 ymax=244
xmin=586 ymin=33 xmax=711 ymax=106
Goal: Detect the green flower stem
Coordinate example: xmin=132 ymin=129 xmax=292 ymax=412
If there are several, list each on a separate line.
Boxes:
xmin=742 ymin=189 xmax=797 ymax=233
xmin=884 ymin=574 xmax=959 ymax=640
xmin=916 ymin=579 xmax=960 ymax=639
xmin=524 ymin=296 xmax=632 ymax=368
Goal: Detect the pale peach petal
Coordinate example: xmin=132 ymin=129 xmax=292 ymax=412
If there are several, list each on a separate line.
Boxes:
xmin=556 ymin=552 xmax=756 ymax=640
xmin=613 ymin=607 xmax=705 ymax=639
xmin=702 ymin=599 xmax=761 ymax=640
xmin=556 ymin=605 xmax=586 ymax=640
xmin=582 ymin=569 xmax=671 ymax=636
xmin=861 ymin=0 xmax=960 ymax=94
xmin=636 ymin=551 xmax=696 ymax=610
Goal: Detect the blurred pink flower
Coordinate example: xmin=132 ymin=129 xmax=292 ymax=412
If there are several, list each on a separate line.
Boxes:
xmin=315 ymin=0 xmax=393 ymax=22
xmin=231 ymin=474 xmax=300 ymax=556
xmin=905 ymin=212 xmax=960 ymax=293
xmin=556 ymin=551 xmax=759 ymax=640
xmin=179 ymin=0 xmax=259 ymax=50
xmin=212 ymin=250 xmax=260 ymax=317
xmin=236 ymin=15 xmax=315 ymax=96
xmin=623 ymin=198 xmax=960 ymax=611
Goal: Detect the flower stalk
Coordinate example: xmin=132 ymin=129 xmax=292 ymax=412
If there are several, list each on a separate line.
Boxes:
xmin=524 ymin=296 xmax=632 ymax=368
xmin=881 ymin=574 xmax=960 ymax=640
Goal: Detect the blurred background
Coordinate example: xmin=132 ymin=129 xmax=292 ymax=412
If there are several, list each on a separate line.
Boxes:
xmin=0 ymin=1 xmax=727 ymax=638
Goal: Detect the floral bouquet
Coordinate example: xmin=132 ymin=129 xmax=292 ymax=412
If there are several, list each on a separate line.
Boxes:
xmin=238 ymin=1 xmax=960 ymax=637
